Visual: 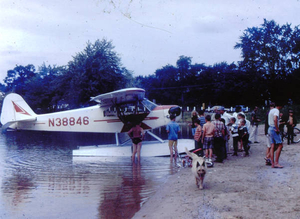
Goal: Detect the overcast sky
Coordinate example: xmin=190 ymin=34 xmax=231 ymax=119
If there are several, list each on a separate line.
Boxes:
xmin=0 ymin=0 xmax=299 ymax=83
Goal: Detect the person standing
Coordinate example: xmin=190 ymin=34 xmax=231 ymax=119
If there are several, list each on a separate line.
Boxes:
xmin=166 ymin=115 xmax=180 ymax=162
xmin=287 ymin=109 xmax=297 ymax=145
xmin=249 ymin=106 xmax=261 ymax=143
xmin=229 ymin=117 xmax=239 ymax=156
xmin=190 ymin=110 xmax=199 ymax=136
xmin=219 ymin=107 xmax=232 ymax=126
xmin=193 ymin=119 xmax=203 ymax=156
xmin=128 ymin=123 xmax=145 ymax=163
xmin=239 ymin=120 xmax=250 ymax=156
xmin=202 ymin=115 xmax=215 ymax=162
xmin=268 ymin=102 xmax=284 ymax=168
xmin=233 ymin=105 xmax=245 ymax=121
xmin=212 ymin=113 xmax=225 ymax=163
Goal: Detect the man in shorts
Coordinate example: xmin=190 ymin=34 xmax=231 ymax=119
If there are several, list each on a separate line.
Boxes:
xmin=166 ymin=115 xmax=180 ymax=162
xmin=268 ymin=102 xmax=284 ymax=168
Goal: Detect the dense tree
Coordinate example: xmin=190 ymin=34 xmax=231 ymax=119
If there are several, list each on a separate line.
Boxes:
xmin=65 ymin=39 xmax=133 ymax=107
xmin=235 ymin=19 xmax=300 ymax=78
xmin=235 ymin=19 xmax=300 ymax=103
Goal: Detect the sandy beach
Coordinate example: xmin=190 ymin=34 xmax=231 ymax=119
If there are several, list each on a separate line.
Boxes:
xmin=133 ymin=125 xmax=300 ymax=219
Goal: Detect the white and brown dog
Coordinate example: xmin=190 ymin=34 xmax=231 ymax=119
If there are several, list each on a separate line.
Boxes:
xmin=185 ymin=147 xmax=207 ymax=190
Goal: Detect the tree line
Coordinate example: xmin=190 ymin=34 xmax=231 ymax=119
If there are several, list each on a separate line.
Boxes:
xmin=1 ymin=19 xmax=300 ymax=113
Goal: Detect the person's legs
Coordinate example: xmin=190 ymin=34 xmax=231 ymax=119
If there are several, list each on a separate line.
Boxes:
xmin=233 ymin=137 xmax=238 ymax=155
xmin=265 ymin=134 xmax=271 ymax=159
xmin=214 ymin=137 xmax=224 ymax=162
xmin=249 ymin=125 xmax=255 ymax=142
xmin=173 ymin=140 xmax=178 ymax=161
xmin=224 ymin=139 xmax=228 ymax=159
xmin=208 ymin=149 xmax=213 ymax=160
xmin=287 ymin=125 xmax=293 ymax=144
xmin=270 ymin=143 xmax=275 ymax=166
xmin=205 ymin=149 xmax=209 ymax=159
xmin=132 ymin=144 xmax=137 ymax=163
xmin=168 ymin=140 xmax=174 ymax=161
xmin=136 ymin=142 xmax=142 ymax=162
xmin=253 ymin=125 xmax=258 ymax=142
xmin=274 ymin=143 xmax=283 ymax=168
xmin=197 ymin=141 xmax=204 ymax=157
xmin=243 ymin=138 xmax=249 ymax=155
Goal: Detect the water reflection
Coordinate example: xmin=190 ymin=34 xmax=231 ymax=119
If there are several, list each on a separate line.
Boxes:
xmin=0 ymin=131 xmax=183 ymax=219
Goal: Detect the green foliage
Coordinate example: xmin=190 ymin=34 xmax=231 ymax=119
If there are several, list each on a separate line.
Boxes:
xmin=2 ymin=39 xmax=133 ymax=112
xmin=65 ymin=39 xmax=132 ymax=107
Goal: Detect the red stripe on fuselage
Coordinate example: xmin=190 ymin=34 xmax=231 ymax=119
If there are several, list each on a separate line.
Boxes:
xmin=94 ymin=116 xmax=159 ymax=123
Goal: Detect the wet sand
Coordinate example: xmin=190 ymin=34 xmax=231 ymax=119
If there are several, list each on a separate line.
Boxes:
xmin=133 ymin=125 xmax=300 ymax=219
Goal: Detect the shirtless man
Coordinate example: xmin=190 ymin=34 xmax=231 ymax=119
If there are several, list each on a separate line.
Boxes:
xmin=128 ymin=123 xmax=145 ymax=163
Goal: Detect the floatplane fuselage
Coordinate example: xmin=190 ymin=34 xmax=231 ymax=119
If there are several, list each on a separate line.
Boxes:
xmin=1 ymin=88 xmax=180 ymax=134
xmin=1 ymin=88 xmax=195 ymax=156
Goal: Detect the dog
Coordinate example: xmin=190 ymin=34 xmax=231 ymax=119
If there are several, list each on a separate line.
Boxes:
xmin=185 ymin=147 xmax=207 ymax=190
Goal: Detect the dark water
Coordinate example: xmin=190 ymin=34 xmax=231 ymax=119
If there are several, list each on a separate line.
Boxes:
xmin=0 ymin=127 xmax=192 ymax=219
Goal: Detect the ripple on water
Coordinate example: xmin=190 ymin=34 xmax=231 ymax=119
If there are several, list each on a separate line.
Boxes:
xmin=0 ymin=132 xmax=180 ymax=219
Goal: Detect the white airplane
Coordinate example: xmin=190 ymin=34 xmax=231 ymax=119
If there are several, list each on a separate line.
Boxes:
xmin=1 ymin=88 xmax=195 ymax=156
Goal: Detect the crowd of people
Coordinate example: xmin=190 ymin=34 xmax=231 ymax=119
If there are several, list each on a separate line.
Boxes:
xmin=128 ymin=103 xmax=296 ymax=169
xmin=187 ymin=103 xmax=297 ymax=168
xmin=188 ymin=106 xmax=254 ymax=164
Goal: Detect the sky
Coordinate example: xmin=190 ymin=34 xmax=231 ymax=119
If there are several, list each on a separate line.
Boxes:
xmin=0 ymin=0 xmax=299 ymax=83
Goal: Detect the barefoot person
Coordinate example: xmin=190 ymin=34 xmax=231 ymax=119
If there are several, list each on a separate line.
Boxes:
xmin=128 ymin=123 xmax=145 ymax=163
xmin=268 ymin=102 xmax=284 ymax=168
xmin=202 ymin=115 xmax=215 ymax=163
xmin=166 ymin=115 xmax=180 ymax=162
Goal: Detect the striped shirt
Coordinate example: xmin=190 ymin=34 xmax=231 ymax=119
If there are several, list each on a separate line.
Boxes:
xmin=194 ymin=125 xmax=202 ymax=142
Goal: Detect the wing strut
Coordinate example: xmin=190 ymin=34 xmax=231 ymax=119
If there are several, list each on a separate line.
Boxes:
xmin=145 ymin=130 xmax=165 ymax=143
xmin=115 ymin=132 xmax=119 ymax=146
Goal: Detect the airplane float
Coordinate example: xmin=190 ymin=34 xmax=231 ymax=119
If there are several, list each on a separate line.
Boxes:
xmin=1 ymin=88 xmax=195 ymax=157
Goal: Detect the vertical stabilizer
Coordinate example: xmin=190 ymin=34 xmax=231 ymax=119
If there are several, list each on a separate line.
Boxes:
xmin=1 ymin=93 xmax=37 ymax=127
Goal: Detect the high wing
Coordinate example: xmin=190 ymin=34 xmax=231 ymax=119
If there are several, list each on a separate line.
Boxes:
xmin=90 ymin=88 xmax=145 ymax=107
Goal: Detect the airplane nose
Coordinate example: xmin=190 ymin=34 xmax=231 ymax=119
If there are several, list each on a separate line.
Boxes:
xmin=168 ymin=106 xmax=181 ymax=117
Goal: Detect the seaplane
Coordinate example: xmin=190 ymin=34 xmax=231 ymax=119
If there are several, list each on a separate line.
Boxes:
xmin=1 ymin=88 xmax=195 ymax=157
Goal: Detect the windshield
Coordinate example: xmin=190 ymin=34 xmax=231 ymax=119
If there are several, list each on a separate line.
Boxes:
xmin=141 ymin=98 xmax=157 ymax=111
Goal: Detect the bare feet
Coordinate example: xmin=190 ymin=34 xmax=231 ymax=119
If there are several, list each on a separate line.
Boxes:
xmin=272 ymin=164 xmax=283 ymax=168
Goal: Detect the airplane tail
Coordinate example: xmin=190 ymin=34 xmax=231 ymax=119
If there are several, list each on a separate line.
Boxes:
xmin=1 ymin=93 xmax=37 ymax=129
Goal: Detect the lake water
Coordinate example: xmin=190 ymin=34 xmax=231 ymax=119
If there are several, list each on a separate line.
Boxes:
xmin=0 ymin=125 xmax=192 ymax=219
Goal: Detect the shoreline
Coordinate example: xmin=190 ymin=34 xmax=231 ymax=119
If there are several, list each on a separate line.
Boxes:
xmin=133 ymin=125 xmax=300 ymax=219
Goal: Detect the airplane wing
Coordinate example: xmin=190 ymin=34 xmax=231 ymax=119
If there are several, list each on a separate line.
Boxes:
xmin=90 ymin=88 xmax=145 ymax=107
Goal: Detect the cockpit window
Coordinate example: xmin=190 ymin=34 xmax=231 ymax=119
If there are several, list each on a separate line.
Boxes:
xmin=104 ymin=98 xmax=156 ymax=117
xmin=141 ymin=98 xmax=157 ymax=111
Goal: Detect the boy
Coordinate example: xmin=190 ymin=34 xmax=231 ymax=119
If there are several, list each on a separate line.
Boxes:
xmin=212 ymin=113 xmax=225 ymax=162
xmin=194 ymin=119 xmax=203 ymax=156
xmin=229 ymin=117 xmax=239 ymax=156
xmin=166 ymin=115 xmax=180 ymax=162
xmin=202 ymin=115 xmax=215 ymax=162
xmin=239 ymin=120 xmax=250 ymax=156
